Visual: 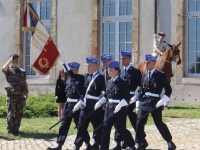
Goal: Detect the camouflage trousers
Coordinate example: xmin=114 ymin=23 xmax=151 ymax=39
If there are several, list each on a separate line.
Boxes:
xmin=6 ymin=95 xmax=26 ymax=133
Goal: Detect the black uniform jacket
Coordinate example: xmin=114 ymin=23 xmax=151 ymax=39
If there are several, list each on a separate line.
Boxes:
xmin=138 ymin=70 xmax=172 ymax=111
xmin=120 ymin=66 xmax=142 ymax=96
xmin=105 ymin=77 xmax=130 ymax=116
xmin=83 ymin=72 xmax=106 ymax=97
xmin=65 ymin=71 xmax=85 ymax=116
xmin=65 ymin=72 xmax=85 ymax=99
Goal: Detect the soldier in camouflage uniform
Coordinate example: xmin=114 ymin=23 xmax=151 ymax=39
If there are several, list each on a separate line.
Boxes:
xmin=2 ymin=54 xmax=28 ymax=136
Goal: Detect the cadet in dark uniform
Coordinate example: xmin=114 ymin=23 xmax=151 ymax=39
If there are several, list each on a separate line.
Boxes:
xmin=113 ymin=50 xmax=142 ymax=149
xmin=100 ymin=61 xmax=135 ymax=150
xmin=47 ymin=62 xmax=90 ymax=150
xmin=73 ymin=57 xmax=106 ymax=150
xmin=132 ymin=55 xmax=176 ymax=150
xmin=100 ymin=54 xmax=112 ymax=83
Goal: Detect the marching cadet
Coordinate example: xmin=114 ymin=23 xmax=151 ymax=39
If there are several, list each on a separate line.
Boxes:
xmin=73 ymin=57 xmax=106 ymax=150
xmin=113 ymin=50 xmax=143 ymax=149
xmin=131 ymin=54 xmax=176 ymax=150
xmin=100 ymin=54 xmax=112 ymax=83
xmin=152 ymin=32 xmax=169 ymax=58
xmin=47 ymin=62 xmax=90 ymax=150
xmin=100 ymin=61 xmax=135 ymax=150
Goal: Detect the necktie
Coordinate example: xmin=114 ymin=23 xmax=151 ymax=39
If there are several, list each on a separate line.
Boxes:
xmin=148 ymin=71 xmax=151 ymax=82
xmin=125 ymin=68 xmax=127 ymax=74
xmin=90 ymin=74 xmax=93 ymax=79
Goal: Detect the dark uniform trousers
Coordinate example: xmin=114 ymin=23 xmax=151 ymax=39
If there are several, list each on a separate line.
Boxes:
xmin=74 ymin=73 xmax=105 ymax=147
xmin=135 ymin=70 xmax=173 ymax=144
xmin=74 ymin=99 xmax=104 ymax=147
xmin=101 ymin=105 xmax=135 ymax=150
xmin=136 ymin=103 xmax=172 ymax=143
xmin=56 ymin=72 xmax=90 ymax=146
xmin=57 ymin=102 xmax=90 ymax=145
xmin=101 ymin=77 xmax=135 ymax=150
xmin=115 ymin=66 xmax=141 ymax=142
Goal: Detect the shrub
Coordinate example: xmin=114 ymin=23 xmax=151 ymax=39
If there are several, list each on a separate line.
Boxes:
xmin=0 ymin=93 xmax=58 ymax=118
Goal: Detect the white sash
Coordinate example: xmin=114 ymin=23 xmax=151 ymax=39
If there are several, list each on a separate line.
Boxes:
xmin=84 ymin=73 xmax=99 ymax=102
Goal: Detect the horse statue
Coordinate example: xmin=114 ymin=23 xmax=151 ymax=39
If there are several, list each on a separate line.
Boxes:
xmin=138 ymin=42 xmax=182 ymax=83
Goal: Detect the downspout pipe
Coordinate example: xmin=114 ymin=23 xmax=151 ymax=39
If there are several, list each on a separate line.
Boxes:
xmin=153 ymin=0 xmax=157 ymax=45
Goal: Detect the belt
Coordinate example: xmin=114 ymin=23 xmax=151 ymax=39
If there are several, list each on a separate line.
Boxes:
xmin=109 ymin=99 xmax=120 ymax=103
xmin=85 ymin=94 xmax=99 ymax=100
xmin=67 ymin=98 xmax=78 ymax=102
xmin=130 ymin=91 xmax=135 ymax=95
xmin=145 ymin=92 xmax=159 ymax=97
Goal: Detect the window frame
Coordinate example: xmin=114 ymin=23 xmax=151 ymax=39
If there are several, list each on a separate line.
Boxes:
xmin=100 ymin=0 xmax=133 ymax=62
xmin=186 ymin=0 xmax=200 ymax=77
xmin=23 ymin=0 xmax=51 ymax=78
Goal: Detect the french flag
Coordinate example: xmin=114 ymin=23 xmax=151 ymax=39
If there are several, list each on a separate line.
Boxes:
xmin=22 ymin=3 xmax=38 ymax=32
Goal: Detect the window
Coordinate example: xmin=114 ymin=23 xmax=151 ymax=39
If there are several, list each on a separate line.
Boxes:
xmin=186 ymin=0 xmax=200 ymax=76
xmin=100 ymin=0 xmax=132 ymax=61
xmin=24 ymin=1 xmax=51 ymax=77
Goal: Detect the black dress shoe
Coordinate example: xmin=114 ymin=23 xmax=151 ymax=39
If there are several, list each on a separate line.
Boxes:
xmin=168 ymin=141 xmax=176 ymax=150
xmin=141 ymin=139 xmax=148 ymax=150
xmin=135 ymin=143 xmax=143 ymax=150
xmin=128 ymin=147 xmax=136 ymax=150
xmin=73 ymin=146 xmax=80 ymax=150
xmin=120 ymin=141 xmax=128 ymax=149
xmin=112 ymin=141 xmax=121 ymax=150
xmin=91 ymin=143 xmax=99 ymax=150
xmin=47 ymin=145 xmax=62 ymax=150
xmin=84 ymin=142 xmax=91 ymax=150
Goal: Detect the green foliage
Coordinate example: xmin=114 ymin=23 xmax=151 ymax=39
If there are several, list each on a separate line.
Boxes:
xmin=0 ymin=93 xmax=58 ymax=118
xmin=0 ymin=95 xmax=7 ymax=117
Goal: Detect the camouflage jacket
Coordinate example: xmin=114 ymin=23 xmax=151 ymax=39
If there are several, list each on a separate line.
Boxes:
xmin=4 ymin=67 xmax=27 ymax=95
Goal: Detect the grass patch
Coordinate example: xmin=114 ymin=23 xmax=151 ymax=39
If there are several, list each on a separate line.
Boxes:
xmin=162 ymin=104 xmax=200 ymax=118
xmin=0 ymin=115 xmax=159 ymax=140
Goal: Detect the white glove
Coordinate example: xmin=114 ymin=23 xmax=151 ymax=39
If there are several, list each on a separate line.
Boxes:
xmin=156 ymin=95 xmax=170 ymax=108
xmin=129 ymin=92 xmax=139 ymax=104
xmin=94 ymin=96 xmax=107 ymax=110
xmin=73 ymin=101 xmax=84 ymax=112
xmin=59 ymin=58 xmax=70 ymax=70
xmin=135 ymin=101 xmax=140 ymax=114
xmin=59 ymin=58 xmax=66 ymax=65
xmin=114 ymin=99 xmax=128 ymax=113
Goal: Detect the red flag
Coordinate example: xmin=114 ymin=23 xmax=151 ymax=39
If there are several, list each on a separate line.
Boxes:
xmin=31 ymin=37 xmax=60 ymax=74
xmin=22 ymin=3 xmax=60 ymax=75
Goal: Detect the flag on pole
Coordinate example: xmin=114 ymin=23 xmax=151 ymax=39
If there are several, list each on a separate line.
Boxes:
xmin=22 ymin=2 xmax=60 ymax=75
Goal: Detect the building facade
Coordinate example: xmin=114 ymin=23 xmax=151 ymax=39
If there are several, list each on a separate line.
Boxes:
xmin=0 ymin=0 xmax=199 ymax=104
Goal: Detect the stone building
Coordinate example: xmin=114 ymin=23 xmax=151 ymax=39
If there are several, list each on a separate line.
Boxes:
xmin=0 ymin=0 xmax=199 ymax=104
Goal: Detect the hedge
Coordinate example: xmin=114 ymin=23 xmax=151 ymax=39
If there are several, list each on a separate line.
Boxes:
xmin=0 ymin=93 xmax=58 ymax=118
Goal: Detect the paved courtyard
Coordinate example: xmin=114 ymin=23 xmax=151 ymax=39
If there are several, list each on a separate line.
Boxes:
xmin=0 ymin=118 xmax=200 ymax=150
